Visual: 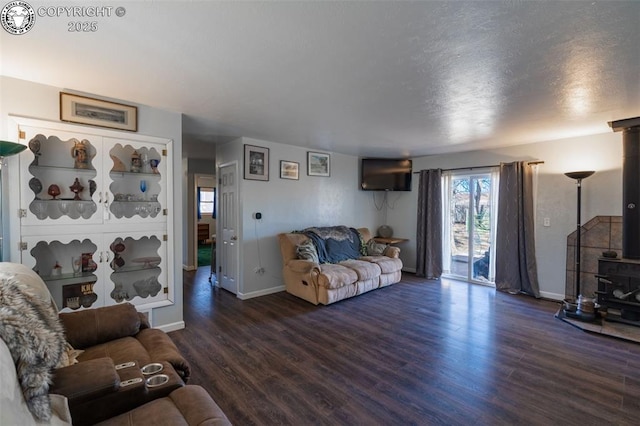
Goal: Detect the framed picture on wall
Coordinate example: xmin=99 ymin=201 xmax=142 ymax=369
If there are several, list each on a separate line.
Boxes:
xmin=60 ymin=92 xmax=138 ymax=132
xmin=244 ymin=144 xmax=269 ymax=181
xmin=280 ymin=160 xmax=299 ymax=180
xmin=307 ymin=151 xmax=330 ymax=177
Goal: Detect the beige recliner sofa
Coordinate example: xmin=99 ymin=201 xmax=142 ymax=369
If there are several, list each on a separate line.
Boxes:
xmin=278 ymin=226 xmax=403 ymax=305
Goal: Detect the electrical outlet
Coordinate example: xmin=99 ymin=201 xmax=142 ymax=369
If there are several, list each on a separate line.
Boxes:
xmin=543 ymin=217 xmax=550 ymax=227
xmin=254 ymin=267 xmax=265 ymax=275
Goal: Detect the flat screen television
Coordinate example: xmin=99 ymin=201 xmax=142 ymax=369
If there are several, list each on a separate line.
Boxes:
xmin=360 ymin=158 xmax=412 ymax=191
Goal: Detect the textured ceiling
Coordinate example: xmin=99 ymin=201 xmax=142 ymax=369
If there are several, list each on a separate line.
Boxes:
xmin=1 ymin=1 xmax=639 ymax=158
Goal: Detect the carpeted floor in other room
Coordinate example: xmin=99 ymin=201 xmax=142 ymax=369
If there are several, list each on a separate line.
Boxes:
xmin=198 ymin=244 xmax=211 ymax=267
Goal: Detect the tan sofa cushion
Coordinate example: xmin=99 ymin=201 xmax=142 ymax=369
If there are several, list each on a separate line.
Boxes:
xmin=339 ymin=259 xmax=382 ymax=281
xmin=316 ymin=264 xmax=358 ymax=289
xmin=360 ymin=256 xmax=403 ymax=274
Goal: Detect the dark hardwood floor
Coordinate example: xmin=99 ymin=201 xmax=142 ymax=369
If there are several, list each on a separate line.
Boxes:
xmin=170 ymin=269 xmax=640 ymax=425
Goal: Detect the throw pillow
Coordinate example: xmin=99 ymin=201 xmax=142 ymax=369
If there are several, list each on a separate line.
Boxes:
xmin=296 ymin=240 xmax=319 ymax=263
xmin=366 ymin=239 xmax=387 ymax=256
xmin=56 ymin=342 xmax=85 ymax=369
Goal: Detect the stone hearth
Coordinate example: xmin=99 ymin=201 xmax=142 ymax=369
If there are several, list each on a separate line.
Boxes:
xmin=556 ymin=308 xmax=640 ymax=343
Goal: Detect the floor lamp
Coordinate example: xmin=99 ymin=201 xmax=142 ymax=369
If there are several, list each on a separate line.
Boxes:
xmin=565 ymin=170 xmax=595 ymax=300
xmin=0 ymin=140 xmax=28 ymax=261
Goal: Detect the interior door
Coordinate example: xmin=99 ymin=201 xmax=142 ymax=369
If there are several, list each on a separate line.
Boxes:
xmin=218 ymin=162 xmax=238 ymax=294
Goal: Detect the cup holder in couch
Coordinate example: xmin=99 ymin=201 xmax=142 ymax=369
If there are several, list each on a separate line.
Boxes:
xmin=141 ymin=363 xmax=163 ymax=375
xmin=145 ymin=374 xmax=169 ymax=388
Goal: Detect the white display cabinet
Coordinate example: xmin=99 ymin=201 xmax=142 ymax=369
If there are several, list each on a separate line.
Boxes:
xmin=11 ymin=117 xmax=174 ymax=312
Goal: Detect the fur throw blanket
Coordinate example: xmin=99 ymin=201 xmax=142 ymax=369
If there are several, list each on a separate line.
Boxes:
xmin=0 ymin=273 xmax=65 ymax=421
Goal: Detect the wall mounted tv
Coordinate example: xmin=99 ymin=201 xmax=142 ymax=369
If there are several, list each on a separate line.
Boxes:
xmin=360 ymin=158 xmax=413 ymax=191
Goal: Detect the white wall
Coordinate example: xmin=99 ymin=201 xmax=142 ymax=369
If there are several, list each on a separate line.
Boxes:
xmin=0 ymin=76 xmax=184 ymax=329
xmin=216 ymin=137 xmax=385 ymax=298
xmin=392 ymin=132 xmax=623 ymax=300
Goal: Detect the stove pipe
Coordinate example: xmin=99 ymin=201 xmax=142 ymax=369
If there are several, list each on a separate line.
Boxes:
xmin=622 ymin=127 xmax=640 ymax=259
xmin=610 ymin=117 xmax=640 ymax=259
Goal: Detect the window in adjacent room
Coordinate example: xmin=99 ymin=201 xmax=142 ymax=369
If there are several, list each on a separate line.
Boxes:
xmin=198 ymin=187 xmax=216 ymax=219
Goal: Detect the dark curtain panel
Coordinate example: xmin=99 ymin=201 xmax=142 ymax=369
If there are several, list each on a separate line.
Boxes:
xmin=495 ymin=161 xmax=540 ymax=297
xmin=416 ymin=169 xmax=443 ymax=279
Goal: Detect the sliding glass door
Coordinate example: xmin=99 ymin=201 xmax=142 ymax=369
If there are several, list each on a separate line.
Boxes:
xmin=443 ymin=171 xmax=497 ymax=284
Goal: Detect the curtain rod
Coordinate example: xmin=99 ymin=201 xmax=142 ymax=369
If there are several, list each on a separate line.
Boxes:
xmin=414 ymin=160 xmax=544 ymax=174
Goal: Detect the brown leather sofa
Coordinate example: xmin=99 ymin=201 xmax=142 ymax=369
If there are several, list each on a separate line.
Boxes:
xmin=52 ymin=303 xmax=192 ymax=425
xmin=96 ymin=385 xmax=230 ymax=426
xmin=0 ymin=262 xmax=231 ymax=426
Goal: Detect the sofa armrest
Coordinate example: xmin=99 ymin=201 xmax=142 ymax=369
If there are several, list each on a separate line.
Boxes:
xmin=59 ymin=303 xmax=141 ymax=349
xmin=135 ymin=328 xmax=191 ymax=382
xmin=384 ymin=246 xmax=400 ymax=258
xmin=50 ymin=358 xmax=119 ymax=406
xmin=94 ymin=385 xmax=231 ymax=426
xmin=286 ymin=259 xmax=320 ymax=274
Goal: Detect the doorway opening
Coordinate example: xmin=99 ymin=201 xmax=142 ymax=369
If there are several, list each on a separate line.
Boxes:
xmin=443 ymin=170 xmax=498 ymax=285
xmin=194 ymin=175 xmax=216 ymax=270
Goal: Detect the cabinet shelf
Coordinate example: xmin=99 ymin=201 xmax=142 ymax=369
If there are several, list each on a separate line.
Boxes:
xmin=41 ymin=272 xmax=98 ymax=285
xmin=110 ymin=171 xmax=161 ymax=178
xmin=112 ymin=265 xmax=160 ymax=274
xmin=30 ymin=164 xmax=97 ymax=173
xmin=32 ymin=199 xmax=94 ymax=203
xmin=111 ymin=200 xmax=160 ymax=204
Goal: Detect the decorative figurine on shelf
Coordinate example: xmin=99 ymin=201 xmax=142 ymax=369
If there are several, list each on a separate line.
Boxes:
xmin=51 ymin=261 xmax=62 ymax=276
xmin=141 ymin=152 xmax=149 ymax=173
xmin=71 ymin=256 xmax=82 ymax=276
xmin=88 ymin=179 xmax=96 ymax=197
xmin=47 ymin=184 xmax=61 ymax=199
xmin=110 ymin=241 xmax=126 ymax=270
xmin=131 ymin=150 xmax=142 ymax=173
xmin=28 ymin=138 xmax=41 ymax=166
xmin=29 ymin=177 xmax=43 ymax=199
xmin=71 ymin=139 xmax=92 ymax=169
xmin=110 ymin=154 xmax=127 ymax=172
xmin=149 ymin=158 xmax=160 ymax=174
xmin=69 ymin=177 xmax=84 ymax=200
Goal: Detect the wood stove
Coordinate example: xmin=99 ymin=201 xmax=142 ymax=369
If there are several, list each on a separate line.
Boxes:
xmin=598 ymin=117 xmax=640 ymax=324
xmin=597 ymin=258 xmax=640 ymax=324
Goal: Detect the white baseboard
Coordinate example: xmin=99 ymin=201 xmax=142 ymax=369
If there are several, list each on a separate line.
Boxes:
xmin=157 ymin=321 xmax=185 ymax=333
xmin=183 ymin=264 xmax=197 ymax=271
xmin=238 ymin=285 xmax=285 ymax=300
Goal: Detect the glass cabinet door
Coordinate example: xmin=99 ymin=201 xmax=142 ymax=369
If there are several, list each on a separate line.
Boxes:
xmin=105 ymin=231 xmax=168 ymax=306
xmin=19 ymin=126 xmax=102 ymax=225
xmin=20 ymin=234 xmax=104 ymax=312
xmin=104 ymin=139 xmax=166 ymax=223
